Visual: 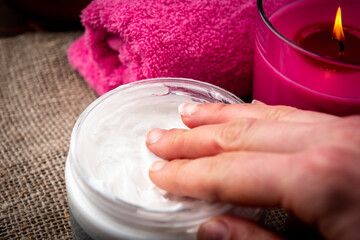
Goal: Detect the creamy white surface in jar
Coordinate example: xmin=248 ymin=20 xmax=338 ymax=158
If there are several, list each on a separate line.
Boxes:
xmin=77 ymin=84 xmax=209 ymax=211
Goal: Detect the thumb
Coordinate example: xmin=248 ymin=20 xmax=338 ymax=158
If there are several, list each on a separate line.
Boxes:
xmin=197 ymin=215 xmax=284 ymax=240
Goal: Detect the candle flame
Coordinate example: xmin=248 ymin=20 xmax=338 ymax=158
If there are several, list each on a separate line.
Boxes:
xmin=333 ymin=7 xmax=345 ymax=42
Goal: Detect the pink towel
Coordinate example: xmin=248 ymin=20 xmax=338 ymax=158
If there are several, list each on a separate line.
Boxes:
xmin=68 ymin=0 xmax=256 ymax=96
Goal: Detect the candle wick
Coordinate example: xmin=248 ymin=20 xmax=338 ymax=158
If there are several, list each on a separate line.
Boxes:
xmin=332 ymin=37 xmax=345 ymax=55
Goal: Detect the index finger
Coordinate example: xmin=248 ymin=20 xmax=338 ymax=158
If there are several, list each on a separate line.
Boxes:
xmin=179 ymin=102 xmax=338 ymax=128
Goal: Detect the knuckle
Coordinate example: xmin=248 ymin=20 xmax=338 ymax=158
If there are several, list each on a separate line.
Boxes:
xmin=304 ymin=146 xmax=345 ymax=173
xmin=214 ymin=103 xmax=235 ymax=121
xmin=299 ymin=145 xmax=360 ymax=216
xmin=298 ymin=145 xmax=356 ymax=187
xmin=216 ymin=118 xmax=256 ymax=151
xmin=165 ymin=129 xmax=188 ymax=158
xmin=167 ymin=129 xmax=182 ymax=144
xmin=205 ymin=158 xmax=224 ymax=200
xmin=332 ymin=116 xmax=360 ymax=143
xmin=264 ymin=105 xmax=298 ymax=121
xmin=205 ymin=154 xmax=234 ymax=202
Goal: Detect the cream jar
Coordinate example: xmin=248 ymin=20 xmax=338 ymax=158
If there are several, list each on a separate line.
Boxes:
xmin=65 ymin=78 xmax=262 ymax=239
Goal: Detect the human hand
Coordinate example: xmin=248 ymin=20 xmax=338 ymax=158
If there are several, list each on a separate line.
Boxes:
xmin=146 ymin=101 xmax=360 ymax=240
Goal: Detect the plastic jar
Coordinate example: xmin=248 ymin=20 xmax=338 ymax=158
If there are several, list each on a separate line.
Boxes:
xmin=65 ymin=78 xmax=261 ymax=239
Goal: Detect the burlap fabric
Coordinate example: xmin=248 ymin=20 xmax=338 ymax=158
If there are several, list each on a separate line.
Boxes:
xmin=0 ymin=32 xmax=97 ymax=239
xmin=0 ymin=32 xmax=287 ymax=239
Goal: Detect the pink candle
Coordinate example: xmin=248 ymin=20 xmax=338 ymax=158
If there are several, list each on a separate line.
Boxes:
xmin=253 ymin=0 xmax=360 ymax=116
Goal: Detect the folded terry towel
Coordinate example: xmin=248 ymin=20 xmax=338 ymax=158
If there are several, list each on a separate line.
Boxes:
xmin=68 ymin=0 xmax=256 ymax=96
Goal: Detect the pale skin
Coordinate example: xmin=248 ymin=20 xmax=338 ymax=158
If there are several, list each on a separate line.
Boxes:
xmin=145 ymin=101 xmax=360 ymax=240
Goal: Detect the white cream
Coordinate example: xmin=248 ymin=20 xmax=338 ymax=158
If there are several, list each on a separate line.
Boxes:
xmin=77 ymin=84 xmax=208 ymax=211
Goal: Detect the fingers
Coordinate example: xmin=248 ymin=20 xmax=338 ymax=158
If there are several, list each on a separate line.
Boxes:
xmin=179 ymin=102 xmax=338 ymax=129
xmin=146 ymin=102 xmax=338 ymax=160
xmin=197 ymin=215 xmax=284 ymax=240
xmin=146 ymin=118 xmax=326 ymax=160
xmin=149 ymin=151 xmax=292 ymax=206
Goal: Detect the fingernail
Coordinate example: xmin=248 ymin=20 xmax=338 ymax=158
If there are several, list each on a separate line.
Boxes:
xmin=146 ymin=128 xmax=166 ymax=144
xmin=198 ymin=220 xmax=229 ymax=240
xmin=150 ymin=161 xmax=166 ymax=172
xmin=178 ymin=103 xmax=201 ymax=116
xmin=251 ymin=99 xmax=265 ymax=105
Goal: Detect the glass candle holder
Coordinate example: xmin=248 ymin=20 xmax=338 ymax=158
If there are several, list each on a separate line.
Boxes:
xmin=253 ymin=0 xmax=360 ymax=116
xmin=65 ymin=78 xmax=262 ymax=239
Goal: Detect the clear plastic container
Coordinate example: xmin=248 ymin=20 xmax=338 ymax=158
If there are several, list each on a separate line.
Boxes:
xmin=65 ymin=78 xmax=262 ymax=239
